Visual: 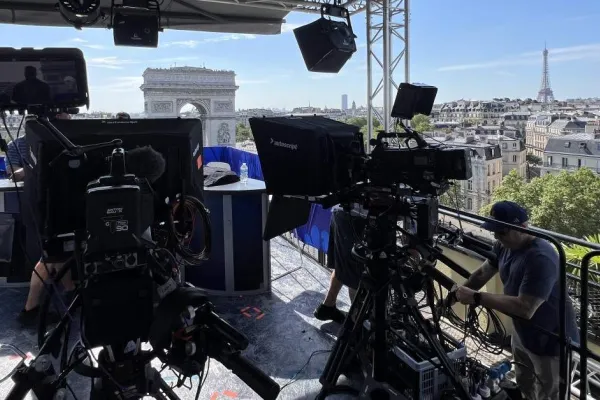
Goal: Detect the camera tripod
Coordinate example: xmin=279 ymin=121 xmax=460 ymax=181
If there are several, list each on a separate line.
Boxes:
xmin=316 ymin=207 xmax=471 ymax=400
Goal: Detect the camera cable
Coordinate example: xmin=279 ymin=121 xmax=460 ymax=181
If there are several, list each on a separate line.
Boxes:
xmin=279 ymin=349 xmax=332 ymax=393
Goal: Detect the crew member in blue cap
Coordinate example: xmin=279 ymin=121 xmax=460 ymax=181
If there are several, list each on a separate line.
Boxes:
xmin=454 ymin=200 xmax=578 ymax=400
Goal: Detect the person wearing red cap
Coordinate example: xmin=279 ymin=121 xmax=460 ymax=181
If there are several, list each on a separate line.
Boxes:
xmin=454 ymin=200 xmax=578 ymax=400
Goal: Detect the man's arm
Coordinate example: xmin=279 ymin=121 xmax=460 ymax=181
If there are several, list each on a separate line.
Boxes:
xmin=478 ymin=292 xmax=544 ymax=320
xmin=463 ymin=260 xmax=498 ymax=291
xmin=457 ymin=251 xmax=556 ymax=320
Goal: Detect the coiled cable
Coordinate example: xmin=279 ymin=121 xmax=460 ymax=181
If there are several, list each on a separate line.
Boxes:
xmin=169 ymin=195 xmax=211 ymax=265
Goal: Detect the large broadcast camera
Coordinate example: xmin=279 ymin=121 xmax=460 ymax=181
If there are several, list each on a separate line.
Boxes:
xmin=250 ymin=83 xmax=474 ymax=399
xmin=0 ymin=48 xmax=280 ymax=400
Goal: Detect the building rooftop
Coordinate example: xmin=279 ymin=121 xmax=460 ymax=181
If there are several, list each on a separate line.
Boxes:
xmin=548 ymin=119 xmax=587 ymax=131
xmin=545 ymin=133 xmax=600 ymax=155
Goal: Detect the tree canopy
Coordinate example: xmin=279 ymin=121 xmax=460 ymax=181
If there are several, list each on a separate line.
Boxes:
xmin=479 ymin=168 xmax=600 ymax=238
xmin=526 ymin=154 xmax=542 ymax=166
xmin=439 ymin=181 xmax=464 ymax=210
xmin=236 ymin=123 xmax=253 ymax=142
xmin=411 ymin=114 xmax=433 ymax=132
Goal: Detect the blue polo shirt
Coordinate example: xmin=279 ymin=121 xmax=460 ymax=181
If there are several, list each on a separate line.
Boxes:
xmin=491 ymin=238 xmax=579 ymax=356
xmin=5 ymin=136 xmax=30 ymax=169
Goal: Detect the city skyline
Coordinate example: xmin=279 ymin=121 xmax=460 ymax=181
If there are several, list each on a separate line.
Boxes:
xmin=1 ymin=0 xmax=599 ymax=112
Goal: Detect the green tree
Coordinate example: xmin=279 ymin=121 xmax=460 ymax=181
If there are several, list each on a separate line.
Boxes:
xmin=480 ymin=168 xmax=600 ymax=238
xmin=346 ymin=117 xmax=368 ymax=129
xmin=439 ymin=181 xmax=464 ymax=209
xmin=563 ymin=234 xmax=600 ymax=282
xmin=236 ymin=123 xmax=252 ymax=142
xmin=526 ymin=154 xmax=542 ymax=166
xmin=411 ymin=114 xmax=433 ymax=132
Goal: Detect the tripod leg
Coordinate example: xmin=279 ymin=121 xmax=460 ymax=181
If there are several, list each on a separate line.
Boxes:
xmin=372 ymin=279 xmax=388 ymax=382
xmin=319 ymin=285 xmax=373 ymax=388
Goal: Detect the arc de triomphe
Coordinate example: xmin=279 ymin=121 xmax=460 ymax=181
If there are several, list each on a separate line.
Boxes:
xmin=140 ymin=67 xmax=238 ymax=146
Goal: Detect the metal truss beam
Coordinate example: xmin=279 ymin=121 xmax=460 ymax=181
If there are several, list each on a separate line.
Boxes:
xmin=366 ymin=0 xmax=409 ymax=147
xmin=193 ymin=0 xmax=366 ymax=15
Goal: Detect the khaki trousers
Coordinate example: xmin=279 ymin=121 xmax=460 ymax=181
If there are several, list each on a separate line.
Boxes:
xmin=512 ymin=333 xmax=560 ymax=400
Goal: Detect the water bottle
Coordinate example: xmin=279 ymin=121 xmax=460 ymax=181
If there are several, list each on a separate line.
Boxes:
xmin=240 ymin=162 xmax=248 ymax=184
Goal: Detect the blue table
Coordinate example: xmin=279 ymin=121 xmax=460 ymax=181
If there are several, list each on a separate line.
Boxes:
xmin=186 ymin=179 xmax=270 ymax=296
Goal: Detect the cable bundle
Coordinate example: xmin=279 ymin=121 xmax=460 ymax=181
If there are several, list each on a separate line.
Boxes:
xmin=169 ymin=195 xmax=212 ymax=265
xmin=443 ymin=303 xmax=507 ymax=355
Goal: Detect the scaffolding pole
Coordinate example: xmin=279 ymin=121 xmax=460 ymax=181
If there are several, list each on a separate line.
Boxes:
xmin=365 ymin=0 xmax=409 ymax=147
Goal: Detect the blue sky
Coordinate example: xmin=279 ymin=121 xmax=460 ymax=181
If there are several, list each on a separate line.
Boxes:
xmin=1 ymin=0 xmax=599 ymax=112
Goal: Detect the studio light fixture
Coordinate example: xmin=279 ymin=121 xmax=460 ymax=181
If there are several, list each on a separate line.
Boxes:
xmin=293 ymin=4 xmax=357 ymax=73
xmin=111 ymin=0 xmax=162 ymax=48
xmin=58 ymin=0 xmax=103 ymax=29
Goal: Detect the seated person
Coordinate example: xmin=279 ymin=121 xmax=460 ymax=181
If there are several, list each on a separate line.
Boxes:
xmin=313 ymin=206 xmax=366 ymax=323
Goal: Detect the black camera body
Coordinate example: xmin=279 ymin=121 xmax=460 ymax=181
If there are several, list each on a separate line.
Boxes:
xmin=81 ymin=148 xmax=155 ymax=348
xmin=85 ymin=176 xmax=142 ymax=257
xmin=368 ymin=145 xmax=472 ymax=193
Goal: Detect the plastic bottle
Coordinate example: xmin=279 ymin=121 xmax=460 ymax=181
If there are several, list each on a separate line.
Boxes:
xmin=240 ymin=162 xmax=248 ymax=183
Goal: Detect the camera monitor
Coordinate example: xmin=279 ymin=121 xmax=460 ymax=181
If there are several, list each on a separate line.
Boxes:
xmin=25 ymin=118 xmax=204 ymax=254
xmin=0 ymin=48 xmax=89 ymax=110
xmin=391 ymin=82 xmax=438 ymax=120
xmin=249 ymin=116 xmax=364 ymax=196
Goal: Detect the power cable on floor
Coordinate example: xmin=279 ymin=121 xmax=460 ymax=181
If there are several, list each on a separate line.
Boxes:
xmin=279 ymin=349 xmax=332 ymax=392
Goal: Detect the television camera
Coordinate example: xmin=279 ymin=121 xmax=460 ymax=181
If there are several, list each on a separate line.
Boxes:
xmin=0 ymin=48 xmax=280 ymax=400
xmin=250 ymin=83 xmax=474 ymax=399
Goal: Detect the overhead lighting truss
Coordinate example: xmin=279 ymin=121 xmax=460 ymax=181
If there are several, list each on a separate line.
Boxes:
xmin=365 ymin=0 xmax=410 ymax=147
xmin=183 ymin=0 xmax=366 ymax=14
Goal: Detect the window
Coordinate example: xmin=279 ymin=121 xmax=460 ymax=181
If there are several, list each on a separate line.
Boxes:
xmin=487 ymin=164 xmax=490 ymax=176
xmin=512 ymin=155 xmax=517 ymax=163
xmin=487 ymin=182 xmax=491 ymax=193
xmin=467 ymin=198 xmax=473 ymax=210
xmin=467 ymin=180 xmax=473 ymax=190
xmin=502 ymin=143 xmax=507 ymax=149
xmin=562 ymin=157 xmax=568 ymax=167
xmin=578 ymin=159 xmax=582 ymax=168
xmin=547 ymin=156 xmax=553 ymax=166
xmin=512 ymin=142 xmax=517 ymax=148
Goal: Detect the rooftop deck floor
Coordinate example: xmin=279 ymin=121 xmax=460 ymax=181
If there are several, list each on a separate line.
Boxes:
xmin=0 ymin=237 xmax=508 ymax=399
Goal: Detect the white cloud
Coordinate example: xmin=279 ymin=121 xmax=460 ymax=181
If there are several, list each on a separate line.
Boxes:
xmin=148 ymin=56 xmax=200 ymax=64
xmin=238 ymin=79 xmax=269 ymax=85
xmin=164 ymin=34 xmax=256 ymax=48
xmin=495 ymin=71 xmax=516 ymax=77
xmin=91 ymin=76 xmax=144 ymax=93
xmin=87 ymin=57 xmax=138 ymax=69
xmin=65 ymin=37 xmax=107 ymax=50
xmin=437 ymin=43 xmax=600 ymax=72
xmin=309 ymin=73 xmax=344 ymax=80
xmin=164 ymin=40 xmax=200 ymax=48
xmin=203 ymin=33 xmax=256 ymax=43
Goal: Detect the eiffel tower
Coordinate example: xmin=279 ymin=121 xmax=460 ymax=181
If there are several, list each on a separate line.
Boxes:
xmin=536 ymin=44 xmax=555 ymax=103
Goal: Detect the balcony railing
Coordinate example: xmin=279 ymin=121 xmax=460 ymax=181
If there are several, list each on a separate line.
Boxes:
xmin=282 ymin=203 xmax=600 ymax=399
xmin=543 ymin=163 xmax=600 ymax=173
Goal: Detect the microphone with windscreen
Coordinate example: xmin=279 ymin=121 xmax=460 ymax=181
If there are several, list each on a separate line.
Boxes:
xmin=125 ymin=145 xmax=166 ymax=183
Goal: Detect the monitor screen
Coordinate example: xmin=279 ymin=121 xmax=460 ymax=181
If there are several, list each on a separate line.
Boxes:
xmin=0 ymin=48 xmax=89 ymax=109
xmin=25 ymin=118 xmax=204 ymax=242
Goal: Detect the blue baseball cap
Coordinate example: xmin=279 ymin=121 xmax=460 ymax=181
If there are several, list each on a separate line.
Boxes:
xmin=480 ymin=201 xmax=528 ymax=232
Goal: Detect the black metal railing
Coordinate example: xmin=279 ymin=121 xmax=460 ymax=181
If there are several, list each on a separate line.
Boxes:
xmin=437 ymin=205 xmax=600 ymax=400
xmin=280 ymin=205 xmax=600 ymax=398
